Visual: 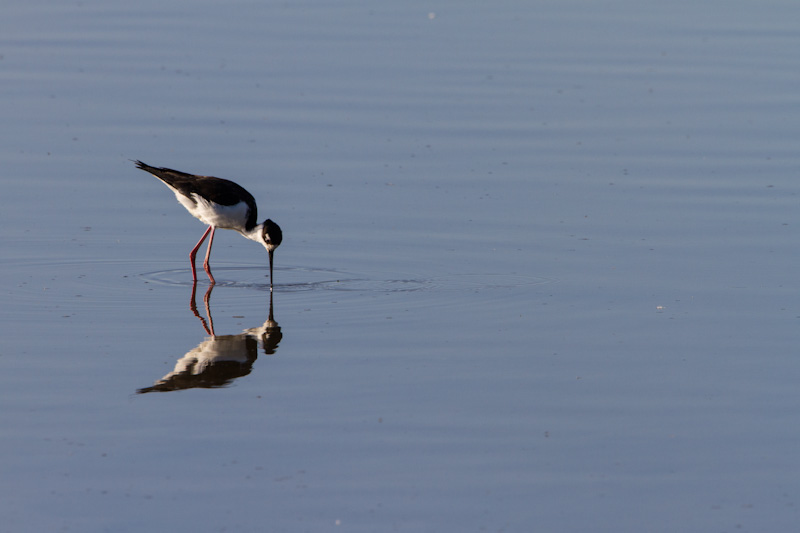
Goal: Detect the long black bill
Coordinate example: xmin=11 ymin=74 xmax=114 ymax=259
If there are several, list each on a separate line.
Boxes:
xmin=268 ymin=249 xmax=275 ymax=290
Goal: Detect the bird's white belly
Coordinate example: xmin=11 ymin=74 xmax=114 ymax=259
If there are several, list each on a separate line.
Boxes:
xmin=175 ymin=192 xmax=250 ymax=230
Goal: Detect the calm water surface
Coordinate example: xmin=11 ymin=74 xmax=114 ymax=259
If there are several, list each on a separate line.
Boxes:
xmin=2 ymin=0 xmax=800 ymax=531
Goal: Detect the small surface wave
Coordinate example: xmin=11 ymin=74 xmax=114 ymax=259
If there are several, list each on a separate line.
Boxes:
xmin=140 ymin=265 xmax=554 ymax=294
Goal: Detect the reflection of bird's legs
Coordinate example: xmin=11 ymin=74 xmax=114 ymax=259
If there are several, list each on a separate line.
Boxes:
xmin=190 ymin=281 xmax=200 ymax=315
xmin=203 ymin=284 xmax=215 ymax=337
xmin=189 ymin=281 xmax=216 ymax=336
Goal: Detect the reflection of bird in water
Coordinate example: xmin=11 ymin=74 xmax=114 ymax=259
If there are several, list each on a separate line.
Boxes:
xmin=137 ymin=334 xmax=260 ymax=393
xmin=133 ymin=160 xmax=282 ymax=289
xmin=137 ymin=285 xmax=282 ymax=394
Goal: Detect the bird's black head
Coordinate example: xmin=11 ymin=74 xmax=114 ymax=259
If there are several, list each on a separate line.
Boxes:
xmin=262 ymin=219 xmax=282 ymax=251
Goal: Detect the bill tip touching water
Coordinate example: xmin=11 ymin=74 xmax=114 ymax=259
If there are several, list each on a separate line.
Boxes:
xmin=133 ymin=160 xmax=282 ymax=289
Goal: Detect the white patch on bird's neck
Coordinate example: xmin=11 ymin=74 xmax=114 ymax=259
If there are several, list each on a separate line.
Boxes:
xmin=241 ymin=223 xmax=270 ymax=248
xmin=241 ymin=223 xmax=278 ymax=252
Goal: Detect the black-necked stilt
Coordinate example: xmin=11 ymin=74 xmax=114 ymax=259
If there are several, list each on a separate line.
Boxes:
xmin=134 ymin=160 xmax=283 ymax=288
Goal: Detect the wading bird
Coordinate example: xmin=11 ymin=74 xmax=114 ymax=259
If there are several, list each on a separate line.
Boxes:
xmin=134 ymin=160 xmax=282 ymax=288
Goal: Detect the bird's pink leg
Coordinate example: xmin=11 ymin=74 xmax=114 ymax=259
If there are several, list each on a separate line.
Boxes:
xmin=203 ymin=227 xmax=217 ymax=284
xmin=189 ymin=226 xmax=214 ymax=282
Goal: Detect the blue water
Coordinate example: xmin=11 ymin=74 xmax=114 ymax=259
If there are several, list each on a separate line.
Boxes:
xmin=2 ymin=0 xmax=800 ymax=531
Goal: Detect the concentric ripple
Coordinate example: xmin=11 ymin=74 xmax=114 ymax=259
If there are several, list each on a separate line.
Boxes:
xmin=140 ymin=265 xmax=554 ymax=294
xmin=4 ymin=259 xmax=555 ymax=315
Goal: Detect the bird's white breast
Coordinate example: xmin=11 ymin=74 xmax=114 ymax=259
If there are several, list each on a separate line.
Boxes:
xmin=175 ymin=192 xmax=250 ymax=231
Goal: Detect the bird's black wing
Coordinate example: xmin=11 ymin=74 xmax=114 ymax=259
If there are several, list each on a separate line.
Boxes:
xmin=133 ymin=160 xmax=257 ymax=210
